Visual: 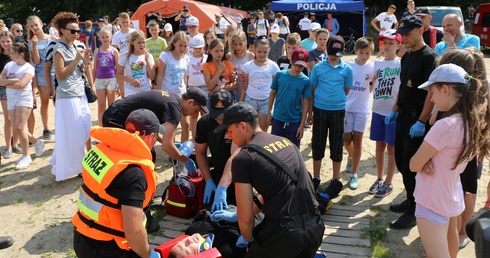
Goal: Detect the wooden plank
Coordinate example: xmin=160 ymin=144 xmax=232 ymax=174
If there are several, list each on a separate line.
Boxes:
xmin=319 ymin=242 xmax=370 ymax=256
xmin=327 ymin=204 xmax=370 ymax=213
xmin=324 ymin=252 xmax=369 ymax=258
xmin=149 ymin=235 xmax=177 ymax=245
xmin=321 ymin=235 xmax=370 ymax=247
xmin=159 ymin=221 xmax=189 ymax=231
xmin=159 ymin=228 xmax=186 ymax=238
xmin=162 ymin=215 xmax=194 ymax=224
xmin=324 ymin=221 xmax=369 ymax=231
xmin=323 ymin=215 xmax=370 ymax=225
xmin=324 ymin=227 xmax=363 ymax=238
xmin=326 ymin=208 xmax=370 ymax=218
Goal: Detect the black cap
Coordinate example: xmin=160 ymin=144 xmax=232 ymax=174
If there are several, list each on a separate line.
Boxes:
xmin=125 ymin=109 xmax=166 ymax=136
xmin=213 ymin=102 xmax=258 ymax=133
xmin=397 ymin=15 xmax=423 ymax=34
xmin=187 ymin=87 xmax=209 ymax=114
xmin=156 ymin=12 xmax=162 ymax=16
xmin=414 ymin=7 xmax=431 ymax=16
xmin=97 ymin=18 xmax=104 ymax=22
xmin=209 ymin=90 xmax=233 ymax=119
xmin=327 ymin=36 xmax=345 ymax=57
xmin=183 ymin=5 xmax=189 ymax=10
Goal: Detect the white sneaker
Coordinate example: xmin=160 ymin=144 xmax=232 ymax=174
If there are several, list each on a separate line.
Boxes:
xmin=15 ymin=155 xmax=32 ymax=170
xmin=34 ymin=140 xmax=45 ymax=157
xmin=3 ymin=149 xmax=12 ymax=159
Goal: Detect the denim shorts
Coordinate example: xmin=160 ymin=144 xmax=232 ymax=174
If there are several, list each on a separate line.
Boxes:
xmin=244 ymin=95 xmax=269 ymax=115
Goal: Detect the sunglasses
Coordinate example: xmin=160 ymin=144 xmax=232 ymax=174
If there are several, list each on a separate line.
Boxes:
xmin=65 ymin=28 xmax=81 ymax=34
xmin=16 ymin=30 xmax=23 ymax=33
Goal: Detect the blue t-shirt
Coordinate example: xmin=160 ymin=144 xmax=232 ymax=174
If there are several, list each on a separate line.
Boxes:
xmin=301 ymin=38 xmax=317 ymax=52
xmin=271 ymin=69 xmax=312 ymax=122
xmin=310 ymin=58 xmax=353 ymax=110
xmin=435 ymin=34 xmax=480 ymax=55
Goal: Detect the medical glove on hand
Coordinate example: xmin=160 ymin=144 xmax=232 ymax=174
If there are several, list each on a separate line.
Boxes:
xmin=409 ymin=121 xmax=425 ymax=138
xmin=150 ymin=250 xmax=161 ymax=258
xmin=236 ymin=235 xmax=254 ymax=248
xmin=211 ymin=185 xmax=228 ymax=212
xmin=385 ymin=111 xmax=397 ymax=124
xmin=203 ymin=179 xmax=217 ymax=204
xmin=210 ymin=210 xmax=238 ymax=223
xmin=184 ymin=159 xmax=197 ymax=176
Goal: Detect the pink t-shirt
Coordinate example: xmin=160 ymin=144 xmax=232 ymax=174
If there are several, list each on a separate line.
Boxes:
xmin=414 ymin=115 xmax=467 ymax=217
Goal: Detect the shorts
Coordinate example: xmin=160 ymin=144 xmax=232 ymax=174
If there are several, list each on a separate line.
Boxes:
xmin=370 ymin=112 xmax=396 ymax=146
xmin=35 ymin=66 xmax=55 ymax=86
xmin=244 ymin=95 xmax=268 ymax=115
xmin=415 ymin=203 xmax=449 ymax=225
xmin=95 ymin=78 xmax=118 ymax=91
xmin=271 ymin=118 xmax=302 ymax=147
xmin=344 ymin=111 xmax=369 ymax=133
xmin=0 ymin=86 xmax=7 ymax=101
xmin=312 ymin=108 xmax=345 ymax=162
xmin=247 ymin=36 xmax=255 ymax=46
xmin=7 ymin=91 xmax=33 ymax=110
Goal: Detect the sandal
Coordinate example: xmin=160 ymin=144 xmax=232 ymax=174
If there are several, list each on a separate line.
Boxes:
xmin=486 ymin=200 xmax=490 ymax=210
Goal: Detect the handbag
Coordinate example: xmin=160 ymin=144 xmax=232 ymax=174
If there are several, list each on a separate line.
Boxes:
xmin=83 ymin=77 xmax=98 ymax=103
xmin=162 ymin=175 xmax=205 ymax=219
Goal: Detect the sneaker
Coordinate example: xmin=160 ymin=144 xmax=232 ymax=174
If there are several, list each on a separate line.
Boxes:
xmin=12 ymin=145 xmax=22 ymax=154
xmin=389 ymin=210 xmax=417 ymax=229
xmin=43 ymin=130 xmax=52 ymax=139
xmin=34 ymin=140 xmax=45 ymax=157
xmin=374 ymin=182 xmax=393 ymax=198
xmin=15 ymin=155 xmax=32 ymax=170
xmin=349 ymin=173 xmax=359 ymax=190
xmin=346 ymin=157 xmax=352 ymax=172
xmin=389 ymin=199 xmax=410 ymax=213
xmin=3 ymin=149 xmax=12 ymax=159
xmin=369 ymin=179 xmax=383 ymax=194
xmin=312 ymin=178 xmax=321 ymax=192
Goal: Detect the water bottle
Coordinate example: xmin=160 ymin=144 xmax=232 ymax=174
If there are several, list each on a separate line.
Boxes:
xmin=178 ymin=140 xmax=194 ymax=157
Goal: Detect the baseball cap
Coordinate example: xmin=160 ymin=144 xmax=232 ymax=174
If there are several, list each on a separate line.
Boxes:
xmin=209 ymin=90 xmax=233 ymax=119
xmin=213 ymin=102 xmax=258 ymax=133
xmin=187 ymin=87 xmax=209 ymax=113
xmin=291 ymin=48 xmax=309 ymax=67
xmin=164 ymin=23 xmax=173 ymax=32
xmin=270 ymin=24 xmax=280 ymax=34
xmin=125 ymin=109 xmax=166 ymax=136
xmin=327 ymin=36 xmax=345 ymax=57
xmin=183 ymin=5 xmax=189 ymax=10
xmin=97 ymin=18 xmax=104 ymax=22
xmin=414 ymin=7 xmax=431 ymax=16
xmin=156 ymin=12 xmax=162 ymax=16
xmin=418 ymin=64 xmax=469 ymax=90
xmin=310 ymin=12 xmax=316 ymax=16
xmin=396 ymin=15 xmax=423 ymax=34
xmin=190 ymin=34 xmax=205 ymax=48
xmin=309 ymin=22 xmax=321 ymax=31
xmin=377 ymin=29 xmax=402 ymax=43
xmin=187 ymin=17 xmax=199 ymax=26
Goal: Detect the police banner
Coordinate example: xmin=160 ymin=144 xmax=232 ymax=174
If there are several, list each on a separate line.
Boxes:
xmin=271 ymin=0 xmax=364 ymax=13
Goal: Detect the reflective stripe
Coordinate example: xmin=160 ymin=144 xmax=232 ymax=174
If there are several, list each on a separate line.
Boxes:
xmin=166 ymin=200 xmax=186 ymax=208
xmin=142 ymin=214 xmax=147 ymax=227
xmin=78 ymin=190 xmax=103 ymax=221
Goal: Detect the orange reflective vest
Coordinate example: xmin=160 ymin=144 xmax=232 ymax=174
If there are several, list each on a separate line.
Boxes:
xmin=72 ymin=126 xmax=157 ymax=250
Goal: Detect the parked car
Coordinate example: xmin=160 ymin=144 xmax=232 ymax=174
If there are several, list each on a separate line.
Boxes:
xmin=419 ymin=6 xmax=465 ymax=34
xmin=472 ymin=3 xmax=490 ymax=49
xmin=78 ymin=22 xmax=99 ymax=46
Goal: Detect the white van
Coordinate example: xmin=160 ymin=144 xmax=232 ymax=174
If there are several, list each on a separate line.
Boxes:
xmin=419 ymin=6 xmax=465 ymax=34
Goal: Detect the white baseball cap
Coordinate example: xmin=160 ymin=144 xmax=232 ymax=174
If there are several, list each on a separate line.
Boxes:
xmin=164 ymin=23 xmax=173 ymax=32
xmin=270 ymin=24 xmax=280 ymax=34
xmin=309 ymin=22 xmax=321 ymax=31
xmin=187 ymin=17 xmax=199 ymax=26
xmin=190 ymin=35 xmax=205 ymax=48
xmin=418 ymin=64 xmax=469 ymax=90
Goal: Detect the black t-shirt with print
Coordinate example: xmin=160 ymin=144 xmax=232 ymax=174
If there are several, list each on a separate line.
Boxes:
xmin=111 ymin=90 xmax=181 ymax=126
xmin=0 ymin=53 xmax=10 ymax=71
xmin=276 ymin=55 xmax=309 ymax=77
xmin=195 ymin=115 xmax=232 ymax=175
xmin=232 ymin=132 xmax=317 ymax=219
xmin=397 ymin=45 xmax=437 ymax=108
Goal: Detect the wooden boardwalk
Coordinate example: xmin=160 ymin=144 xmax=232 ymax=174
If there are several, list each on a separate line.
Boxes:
xmin=150 ymin=200 xmax=372 ymax=257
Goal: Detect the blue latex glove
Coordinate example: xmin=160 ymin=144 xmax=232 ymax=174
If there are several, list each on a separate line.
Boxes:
xmin=185 ymin=158 xmax=197 ymax=176
xmin=150 ymin=250 xmax=161 ymax=258
xmin=236 ymin=235 xmax=254 ymax=248
xmin=385 ymin=111 xmax=397 ymax=125
xmin=203 ymin=179 xmax=217 ymax=204
xmin=210 ymin=210 xmax=237 ymax=223
xmin=211 ymin=185 xmax=228 ymax=212
xmin=409 ymin=121 xmax=425 ymax=138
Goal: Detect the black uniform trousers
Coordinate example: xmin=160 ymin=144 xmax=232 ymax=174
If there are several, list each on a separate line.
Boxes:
xmin=394 ymin=107 xmax=424 ymax=204
xmin=245 ymin=214 xmax=324 ymax=258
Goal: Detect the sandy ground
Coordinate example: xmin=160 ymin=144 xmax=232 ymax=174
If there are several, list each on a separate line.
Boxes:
xmin=0 ymin=53 xmax=489 ymax=258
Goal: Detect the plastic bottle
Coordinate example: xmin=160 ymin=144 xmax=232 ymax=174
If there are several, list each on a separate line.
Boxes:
xmin=178 ymin=140 xmax=194 ymax=157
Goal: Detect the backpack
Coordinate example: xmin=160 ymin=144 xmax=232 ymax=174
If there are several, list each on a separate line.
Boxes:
xmin=255 ymin=19 xmax=269 ymax=36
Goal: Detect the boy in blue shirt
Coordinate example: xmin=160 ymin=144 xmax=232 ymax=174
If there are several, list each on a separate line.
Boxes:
xmin=268 ymin=48 xmax=312 ymax=147
xmin=309 ymin=36 xmax=353 ymax=191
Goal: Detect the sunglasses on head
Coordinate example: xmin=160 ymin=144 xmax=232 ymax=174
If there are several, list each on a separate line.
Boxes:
xmin=65 ymin=28 xmax=81 ymax=34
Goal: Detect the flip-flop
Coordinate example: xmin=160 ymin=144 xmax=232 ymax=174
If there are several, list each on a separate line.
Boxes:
xmin=459 ymin=237 xmax=470 ymax=249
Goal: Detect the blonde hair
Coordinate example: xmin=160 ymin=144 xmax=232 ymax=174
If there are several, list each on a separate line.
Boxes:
xmin=230 ymin=31 xmax=248 ymax=59
xmin=127 ymin=30 xmax=146 ymax=56
xmin=286 ymin=32 xmax=301 ymax=45
xmin=26 ymin=15 xmax=43 ymax=40
xmin=119 ymin=12 xmax=130 ymax=19
xmin=10 ymin=23 xmax=23 ymax=34
xmin=166 ymin=31 xmax=188 ymax=51
xmin=100 ymin=28 xmax=112 ymax=36
xmin=85 ymin=20 xmax=92 ymax=29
